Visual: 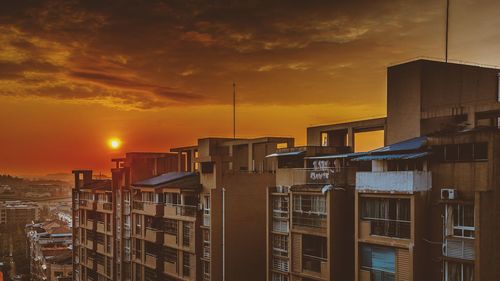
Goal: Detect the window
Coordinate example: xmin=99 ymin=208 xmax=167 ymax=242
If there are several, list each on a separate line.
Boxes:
xmin=183 ymin=222 xmax=192 ymax=247
xmin=446 ymin=204 xmax=475 ymax=238
xmin=272 ymin=196 xmax=289 ymax=218
xmin=293 ymin=195 xmax=326 ymax=214
xmin=292 ymin=195 xmax=327 ymax=228
xmin=361 ymin=197 xmax=411 ymax=239
xmin=361 ymin=244 xmax=395 ymax=281
xmin=164 ymin=247 xmax=177 ymax=263
xmin=183 ymin=253 xmax=191 ymax=277
xmin=203 ymin=229 xmax=210 ymax=259
xmin=141 ymin=192 xmax=161 ymax=203
xmin=497 ymin=73 xmax=500 ymax=102
xmin=445 ymin=261 xmax=474 ymax=281
xmin=134 ymin=214 xmax=142 ymax=235
xmin=164 ymin=219 xmax=178 ymax=236
xmin=473 ymin=143 xmax=488 ymax=160
xmin=202 ymin=261 xmax=210 ymax=280
xmin=321 ymin=132 xmax=328 ymax=147
xmin=272 ymin=234 xmax=288 ymax=257
xmin=458 ymin=144 xmax=473 ymax=161
xmin=445 ymin=144 xmax=459 ymax=161
xmin=134 ymin=238 xmax=142 ymax=259
xmin=272 ymin=273 xmax=289 ymax=281
xmin=302 ymin=235 xmax=327 ymax=273
xmin=164 ymin=192 xmax=180 ymax=205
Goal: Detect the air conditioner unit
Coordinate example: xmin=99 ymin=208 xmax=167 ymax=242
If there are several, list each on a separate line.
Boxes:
xmin=441 ymin=188 xmax=457 ymax=200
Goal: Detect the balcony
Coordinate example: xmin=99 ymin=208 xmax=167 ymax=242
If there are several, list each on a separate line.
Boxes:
xmin=302 ymin=255 xmax=328 ymax=279
xmin=292 ymin=213 xmax=327 ymax=229
xmin=96 ymin=221 xmax=105 ymax=233
xmin=97 ymin=202 xmax=113 ymax=213
xmin=164 ymin=204 xmax=197 ymax=219
xmin=356 ymin=171 xmax=432 ymax=192
xmin=86 ymin=239 xmax=94 ymax=249
xmin=444 ymin=237 xmax=475 ymax=260
xmin=164 ymin=233 xmax=178 ymax=247
xmin=145 ymin=227 xmax=163 ymax=243
xmin=85 ymin=219 xmax=95 ymax=230
xmin=133 ymin=201 xmax=164 ymax=217
xmin=277 ymin=167 xmax=354 ymax=186
xmin=97 ymin=263 xmax=105 ymax=276
xmin=96 ymin=243 xmax=105 ymax=254
xmin=145 ymin=253 xmax=158 ymax=269
xmin=164 ymin=261 xmax=178 ymax=276
xmin=80 ymin=199 xmax=96 ymax=210
xmin=360 ymin=219 xmax=411 ymax=240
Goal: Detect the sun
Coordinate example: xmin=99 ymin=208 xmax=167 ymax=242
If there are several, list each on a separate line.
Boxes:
xmin=108 ymin=138 xmax=122 ymax=150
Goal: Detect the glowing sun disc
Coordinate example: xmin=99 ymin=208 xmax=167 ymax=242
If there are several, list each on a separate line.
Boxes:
xmin=108 ymin=138 xmax=122 ymax=149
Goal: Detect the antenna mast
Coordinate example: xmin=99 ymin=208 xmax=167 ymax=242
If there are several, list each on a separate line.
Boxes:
xmin=445 ymin=0 xmax=450 ymax=62
xmin=233 ymin=81 xmax=236 ymax=139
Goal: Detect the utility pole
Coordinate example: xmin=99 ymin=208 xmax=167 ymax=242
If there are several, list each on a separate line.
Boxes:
xmin=445 ymin=0 xmax=450 ymax=62
xmin=233 ymin=81 xmax=236 ymax=139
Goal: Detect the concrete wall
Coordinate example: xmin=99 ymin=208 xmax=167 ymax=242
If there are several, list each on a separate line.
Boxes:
xmin=220 ymin=173 xmax=275 ymax=281
xmin=386 ymin=61 xmax=422 ymax=145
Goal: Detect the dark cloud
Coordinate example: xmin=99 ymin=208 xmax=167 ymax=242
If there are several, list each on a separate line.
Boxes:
xmin=1 ymin=0 xmax=498 ymax=109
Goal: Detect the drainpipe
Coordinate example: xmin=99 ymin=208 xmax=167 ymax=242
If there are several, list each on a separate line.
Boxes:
xmin=222 ymin=187 xmax=226 ymax=281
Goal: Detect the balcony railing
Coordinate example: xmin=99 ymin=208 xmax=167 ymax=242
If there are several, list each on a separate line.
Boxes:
xmin=277 ymin=167 xmax=354 ymax=186
xmin=362 ymin=268 xmax=395 ymax=281
xmin=292 ymin=213 xmax=326 ymax=229
xmin=103 ymin=202 xmax=112 ymax=211
xmin=368 ymin=219 xmax=411 ymax=239
xmin=164 ymin=203 xmax=197 ymax=217
xmin=302 ymin=254 xmax=327 ymax=273
xmin=356 ymin=171 xmax=432 ymax=192
xmin=133 ymin=201 xmax=144 ymax=211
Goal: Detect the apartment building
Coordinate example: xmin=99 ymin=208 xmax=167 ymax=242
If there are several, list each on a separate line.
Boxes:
xmin=0 ymin=201 xmax=40 ymax=278
xmin=266 ymin=145 xmax=359 ymax=281
xmin=348 ymin=60 xmax=500 ymax=281
xmin=72 ymin=172 xmax=113 ymax=281
xmin=172 ymin=137 xmax=295 ymax=281
xmin=73 ymin=138 xmax=295 ymax=281
xmin=26 ymin=219 xmax=73 ymax=281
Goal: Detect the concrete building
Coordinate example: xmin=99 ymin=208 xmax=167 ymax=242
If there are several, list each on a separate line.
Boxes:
xmin=26 ymin=219 xmax=73 ymax=281
xmin=0 ymin=201 xmax=40 ymax=278
xmin=73 ymin=137 xmax=294 ymax=281
xmin=349 ymin=59 xmax=500 ymax=281
xmin=266 ymin=145 xmax=359 ymax=281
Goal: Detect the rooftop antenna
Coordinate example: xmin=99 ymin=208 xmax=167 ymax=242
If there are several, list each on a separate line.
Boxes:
xmin=233 ymin=81 xmax=236 ymax=139
xmin=445 ymin=0 xmax=450 ymax=62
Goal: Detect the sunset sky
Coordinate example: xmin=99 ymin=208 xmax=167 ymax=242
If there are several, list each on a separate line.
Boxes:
xmin=1 ymin=0 xmax=500 ymax=176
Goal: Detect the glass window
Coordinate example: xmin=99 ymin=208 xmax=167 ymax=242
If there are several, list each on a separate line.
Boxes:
xmin=458 ymin=144 xmax=473 ymax=161
xmin=164 ymin=247 xmax=177 ymax=263
xmin=164 ymin=219 xmax=178 ymax=235
xmin=445 ymin=144 xmax=459 ymax=161
xmin=445 ymin=261 xmax=474 ymax=281
xmin=452 ymin=204 xmax=475 ymax=238
xmin=361 ymin=197 xmax=411 ymax=239
xmin=361 ymin=244 xmax=395 ymax=280
xmin=473 ymin=143 xmax=488 ymax=160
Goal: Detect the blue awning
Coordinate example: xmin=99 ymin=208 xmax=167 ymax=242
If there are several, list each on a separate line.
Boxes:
xmin=370 ymin=136 xmax=427 ymax=153
xmin=305 ymin=152 xmax=368 ymax=160
xmin=265 ymin=151 xmax=305 ymax=158
xmin=133 ymin=172 xmax=197 ymax=187
xmin=351 ymin=151 xmax=431 ymax=161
